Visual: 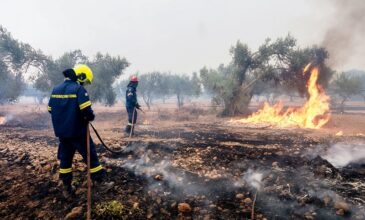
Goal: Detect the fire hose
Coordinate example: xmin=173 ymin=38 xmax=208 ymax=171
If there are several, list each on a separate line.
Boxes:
xmin=89 ymin=108 xmax=144 ymax=155
xmin=89 ymin=122 xmax=126 ymax=155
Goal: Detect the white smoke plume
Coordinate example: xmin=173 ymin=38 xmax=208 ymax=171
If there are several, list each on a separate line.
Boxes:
xmin=121 ymin=147 xmax=187 ymax=189
xmin=322 ymin=142 xmax=365 ymax=168
xmin=244 ymin=169 xmax=264 ymax=191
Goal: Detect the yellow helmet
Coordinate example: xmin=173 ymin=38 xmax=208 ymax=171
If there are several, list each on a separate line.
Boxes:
xmin=73 ymin=64 xmax=93 ymax=84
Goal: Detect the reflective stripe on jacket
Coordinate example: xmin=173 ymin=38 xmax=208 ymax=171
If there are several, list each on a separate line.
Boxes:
xmin=48 ymin=80 xmax=93 ymax=138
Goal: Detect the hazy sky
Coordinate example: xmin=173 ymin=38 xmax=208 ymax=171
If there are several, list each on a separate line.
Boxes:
xmin=1 ymin=0 xmax=360 ymax=75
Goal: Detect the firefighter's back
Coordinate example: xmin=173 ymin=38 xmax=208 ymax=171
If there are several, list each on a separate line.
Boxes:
xmin=49 ymin=80 xmax=86 ymax=138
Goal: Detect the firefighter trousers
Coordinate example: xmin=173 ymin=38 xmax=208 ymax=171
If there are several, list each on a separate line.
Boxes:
xmin=58 ymin=136 xmax=104 ymax=185
xmin=126 ymin=106 xmax=137 ymax=125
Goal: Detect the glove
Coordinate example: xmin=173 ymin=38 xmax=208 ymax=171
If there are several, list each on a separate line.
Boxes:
xmin=136 ymin=103 xmax=141 ymax=109
xmin=82 ymin=107 xmax=95 ymax=121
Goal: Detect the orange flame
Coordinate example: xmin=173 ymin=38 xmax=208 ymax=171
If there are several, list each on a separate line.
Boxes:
xmin=234 ymin=65 xmax=331 ymax=129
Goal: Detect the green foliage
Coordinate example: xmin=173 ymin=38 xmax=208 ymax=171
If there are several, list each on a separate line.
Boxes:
xmin=200 ymin=64 xmax=235 ymax=107
xmin=95 ymin=200 xmax=126 ymax=218
xmin=117 ymin=72 xmax=201 ymax=109
xmin=138 ymin=72 xmax=163 ymax=109
xmin=331 ymin=72 xmax=363 ymax=98
xmin=33 ymin=50 xmax=87 ymax=93
xmin=88 ymin=53 xmax=129 ymax=105
xmin=330 ymin=72 xmax=364 ymax=112
xmin=167 ymin=73 xmax=201 ymax=108
xmin=1 ymin=26 xmax=129 ymax=105
xmin=33 ymin=51 xmax=129 ymax=105
xmin=0 ymin=26 xmax=44 ymax=103
xmin=280 ymin=46 xmax=333 ymax=97
xmin=191 ymin=72 xmax=202 ymax=96
xmin=200 ymin=34 xmax=333 ymax=116
xmin=0 ymin=63 xmax=24 ymax=103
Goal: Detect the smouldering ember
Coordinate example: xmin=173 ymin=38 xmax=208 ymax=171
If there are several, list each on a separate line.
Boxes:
xmin=232 ymin=64 xmax=331 ymax=129
xmin=0 ymin=116 xmax=6 ymax=125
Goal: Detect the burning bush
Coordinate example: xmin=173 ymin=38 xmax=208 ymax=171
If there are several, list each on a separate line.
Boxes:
xmin=232 ymin=64 xmax=331 ymax=129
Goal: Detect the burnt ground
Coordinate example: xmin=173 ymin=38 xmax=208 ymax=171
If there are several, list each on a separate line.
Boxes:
xmin=0 ymin=109 xmax=365 ymax=219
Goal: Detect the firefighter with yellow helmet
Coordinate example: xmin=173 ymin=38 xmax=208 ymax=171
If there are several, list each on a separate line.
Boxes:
xmin=48 ymin=64 xmax=105 ymax=197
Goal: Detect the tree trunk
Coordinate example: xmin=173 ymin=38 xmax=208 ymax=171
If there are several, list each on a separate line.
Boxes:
xmin=221 ymin=87 xmax=253 ymax=116
xmin=177 ymin=94 xmax=184 ymax=108
xmin=339 ymin=97 xmax=347 ymax=114
xmin=36 ymin=95 xmax=44 ymax=104
xmin=142 ymin=95 xmax=150 ymax=110
xmin=177 ymin=94 xmax=181 ymax=108
xmin=146 ymin=98 xmax=151 ymax=110
xmin=289 ymin=95 xmax=294 ymax=102
xmin=147 ymin=93 xmax=152 ymax=110
xmin=220 ymin=67 xmax=259 ymax=117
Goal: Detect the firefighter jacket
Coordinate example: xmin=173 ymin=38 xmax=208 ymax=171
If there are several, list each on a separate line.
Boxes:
xmin=126 ymin=82 xmax=139 ymax=108
xmin=48 ymin=79 xmax=94 ymax=138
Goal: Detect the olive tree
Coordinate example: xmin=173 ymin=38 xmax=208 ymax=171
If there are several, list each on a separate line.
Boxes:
xmin=200 ymin=35 xmax=333 ymax=116
xmin=330 ymin=72 xmax=363 ymax=113
xmin=168 ymin=74 xmax=201 ymax=108
xmin=33 ymin=51 xmax=129 ymax=105
xmin=0 ymin=26 xmax=45 ymax=103
xmin=88 ymin=53 xmax=129 ymax=105
xmin=138 ymin=72 xmax=163 ymax=109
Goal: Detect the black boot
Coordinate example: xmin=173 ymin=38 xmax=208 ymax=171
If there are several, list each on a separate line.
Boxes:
xmin=130 ymin=126 xmax=135 ymax=136
xmin=92 ymin=169 xmax=106 ymax=183
xmin=62 ymin=183 xmax=75 ymax=199
xmin=125 ymin=125 xmax=131 ymax=134
xmin=92 ymin=169 xmax=114 ymax=192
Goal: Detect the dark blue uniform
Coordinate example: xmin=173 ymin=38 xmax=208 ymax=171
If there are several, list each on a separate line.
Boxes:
xmin=48 ymin=79 xmax=103 ymax=185
xmin=125 ymin=82 xmax=139 ymax=126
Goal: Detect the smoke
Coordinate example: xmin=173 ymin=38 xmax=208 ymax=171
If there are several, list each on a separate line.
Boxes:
xmin=118 ymin=144 xmax=200 ymax=192
xmin=322 ymin=142 xmax=365 ymax=168
xmin=244 ymin=169 xmax=263 ymax=191
xmin=0 ymin=112 xmax=51 ymax=129
xmin=0 ymin=114 xmax=14 ymax=125
xmin=123 ymin=149 xmax=175 ymax=181
xmin=322 ymin=0 xmax=365 ymax=69
xmin=108 ymin=147 xmax=365 ymax=218
xmin=111 ymin=143 xmax=249 ymax=197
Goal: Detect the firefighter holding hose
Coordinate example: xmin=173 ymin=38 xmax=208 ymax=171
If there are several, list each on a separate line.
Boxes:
xmin=47 ymin=64 xmax=105 ymax=198
xmin=125 ymin=75 xmax=141 ymax=135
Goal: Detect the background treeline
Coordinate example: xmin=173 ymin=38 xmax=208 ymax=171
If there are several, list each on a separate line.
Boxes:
xmin=116 ymin=72 xmax=201 ymax=109
xmin=0 ymin=26 xmax=128 ymax=105
xmin=1 ymin=25 xmax=365 ymax=114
